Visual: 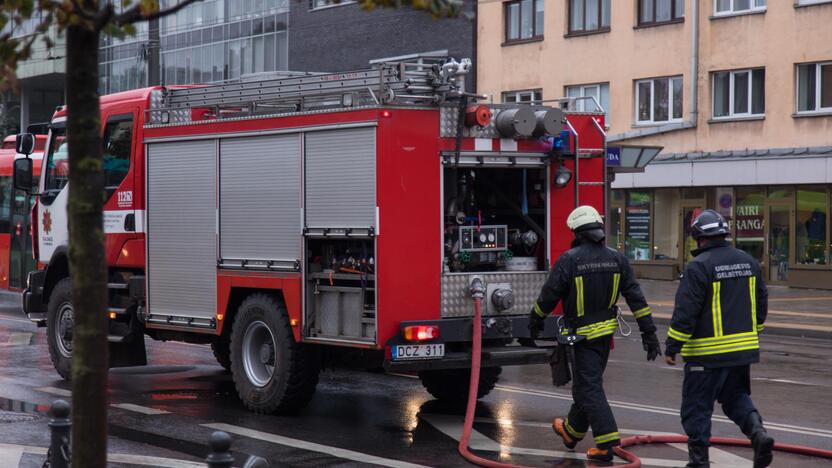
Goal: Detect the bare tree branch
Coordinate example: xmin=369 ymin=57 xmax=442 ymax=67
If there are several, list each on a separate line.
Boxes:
xmin=113 ymin=0 xmax=203 ymax=26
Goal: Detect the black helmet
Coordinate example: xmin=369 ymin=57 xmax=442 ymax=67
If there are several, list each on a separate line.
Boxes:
xmin=690 ymin=209 xmax=729 ymax=240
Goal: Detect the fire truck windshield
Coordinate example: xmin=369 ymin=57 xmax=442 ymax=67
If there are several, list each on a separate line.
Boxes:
xmin=43 ymin=127 xmax=68 ymax=196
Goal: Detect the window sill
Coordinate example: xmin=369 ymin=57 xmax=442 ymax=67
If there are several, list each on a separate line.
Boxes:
xmin=631 ymin=120 xmax=684 ymax=128
xmin=795 ymin=1 xmax=832 ymax=8
xmin=564 ymin=27 xmax=611 ymax=39
xmin=633 ymin=18 xmax=684 ymax=30
xmin=502 ymin=36 xmax=544 ymax=47
xmin=790 ymin=263 xmax=831 ymax=271
xmin=708 ymin=115 xmax=765 ymax=124
xmin=710 ymin=9 xmax=766 ymax=20
xmin=793 ymin=110 xmax=832 ymax=119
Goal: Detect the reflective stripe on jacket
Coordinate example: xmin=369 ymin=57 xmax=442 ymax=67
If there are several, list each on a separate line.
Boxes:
xmin=665 ymin=240 xmax=768 ymax=367
xmin=533 ymin=238 xmax=656 ymax=340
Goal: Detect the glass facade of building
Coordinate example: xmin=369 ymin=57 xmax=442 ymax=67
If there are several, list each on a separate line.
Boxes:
xmin=99 ymin=0 xmax=289 ymax=94
xmin=611 ymin=185 xmax=832 ymax=288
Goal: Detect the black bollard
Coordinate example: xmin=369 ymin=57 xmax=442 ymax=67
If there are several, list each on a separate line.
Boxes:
xmin=206 ymin=431 xmax=234 ymax=468
xmin=48 ymin=399 xmax=71 ymax=468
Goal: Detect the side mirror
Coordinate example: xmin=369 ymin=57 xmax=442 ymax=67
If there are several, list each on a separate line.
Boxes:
xmin=15 ymin=133 xmax=35 ymax=156
xmin=13 ymin=158 xmax=33 ymax=192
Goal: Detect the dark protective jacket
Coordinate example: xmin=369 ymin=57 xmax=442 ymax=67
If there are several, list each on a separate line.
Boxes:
xmin=666 ymin=240 xmax=768 ymax=367
xmin=533 ymin=238 xmax=657 ymax=340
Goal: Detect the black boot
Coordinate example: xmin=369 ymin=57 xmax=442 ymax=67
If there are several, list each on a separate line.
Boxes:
xmin=744 ymin=412 xmax=774 ymax=468
xmin=685 ymin=444 xmax=709 ymax=467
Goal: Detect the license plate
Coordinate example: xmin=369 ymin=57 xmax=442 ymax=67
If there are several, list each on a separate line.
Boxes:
xmin=392 ymin=344 xmax=445 ymax=361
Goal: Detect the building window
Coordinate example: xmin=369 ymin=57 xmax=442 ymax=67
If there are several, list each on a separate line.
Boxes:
xmin=797 ymin=0 xmax=832 ymax=5
xmin=635 ymin=76 xmax=683 ymax=124
xmin=502 ymin=89 xmax=542 ymax=103
xmin=569 ymin=0 xmax=610 ymax=34
xmin=796 ymin=187 xmax=828 ymax=265
xmin=797 ymin=62 xmax=832 ymax=113
xmin=565 ymin=83 xmax=610 ymax=125
xmin=310 ymin=0 xmax=355 ymax=9
xmin=712 ymin=68 xmax=765 ymax=118
xmin=625 ymin=191 xmax=652 ymax=260
xmin=639 ymin=0 xmax=684 ymax=26
xmin=714 ymin=0 xmax=766 ymax=16
xmin=505 ymin=0 xmax=544 ymax=43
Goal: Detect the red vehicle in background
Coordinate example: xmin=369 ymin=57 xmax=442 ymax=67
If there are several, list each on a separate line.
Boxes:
xmin=0 ymin=135 xmax=45 ymax=290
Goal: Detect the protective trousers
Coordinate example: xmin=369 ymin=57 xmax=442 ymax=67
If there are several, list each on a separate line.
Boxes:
xmin=562 ymin=335 xmax=620 ymax=448
xmin=681 ymin=364 xmax=758 ymax=446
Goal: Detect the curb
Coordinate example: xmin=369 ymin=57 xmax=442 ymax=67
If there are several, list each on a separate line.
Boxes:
xmin=651 ymin=315 xmax=832 ymax=342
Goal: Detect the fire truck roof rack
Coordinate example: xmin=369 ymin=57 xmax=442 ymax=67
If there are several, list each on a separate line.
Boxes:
xmin=148 ymin=56 xmax=475 ymax=125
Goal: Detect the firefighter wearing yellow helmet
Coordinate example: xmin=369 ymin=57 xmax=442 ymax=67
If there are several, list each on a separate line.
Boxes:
xmin=527 ymin=205 xmax=661 ymax=462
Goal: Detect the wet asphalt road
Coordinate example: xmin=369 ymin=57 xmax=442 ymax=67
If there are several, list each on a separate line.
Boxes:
xmin=0 ymin=301 xmax=830 ymax=467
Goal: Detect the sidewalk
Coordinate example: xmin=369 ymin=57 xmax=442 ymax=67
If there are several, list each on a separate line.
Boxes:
xmin=639 ymin=279 xmax=832 ymax=341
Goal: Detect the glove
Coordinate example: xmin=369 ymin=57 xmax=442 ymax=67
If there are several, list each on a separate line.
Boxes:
xmin=528 ymin=313 xmax=545 ymax=340
xmin=642 ymin=331 xmax=661 ymax=361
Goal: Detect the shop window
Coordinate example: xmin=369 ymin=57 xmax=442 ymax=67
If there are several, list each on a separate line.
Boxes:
xmin=735 ymin=187 xmax=764 ymax=261
xmin=625 ymin=191 xmax=652 ymax=260
xmin=653 ymin=189 xmax=680 ymax=260
xmin=796 ymin=187 xmax=828 ymax=265
xmin=714 ymin=187 xmax=734 ymax=242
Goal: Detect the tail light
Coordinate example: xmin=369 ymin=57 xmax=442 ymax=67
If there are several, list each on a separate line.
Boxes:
xmin=31 ymin=198 xmax=38 ymax=261
xmin=403 ymin=325 xmax=440 ymax=342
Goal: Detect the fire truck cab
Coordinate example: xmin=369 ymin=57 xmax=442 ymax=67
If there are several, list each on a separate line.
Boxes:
xmin=20 ymin=57 xmax=608 ymax=412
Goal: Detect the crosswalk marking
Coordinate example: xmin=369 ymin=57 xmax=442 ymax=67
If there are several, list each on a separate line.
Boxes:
xmin=204 ymin=422 xmax=430 ymax=468
xmin=34 ymin=386 xmax=71 ymax=397
xmin=0 ymin=443 xmax=202 ymax=468
xmin=111 ymin=403 xmax=170 ymax=415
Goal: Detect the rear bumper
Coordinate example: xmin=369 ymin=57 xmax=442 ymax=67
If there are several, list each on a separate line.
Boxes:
xmin=383 ymin=314 xmax=560 ymax=372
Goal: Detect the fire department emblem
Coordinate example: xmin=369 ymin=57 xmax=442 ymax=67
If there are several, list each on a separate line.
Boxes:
xmin=43 ymin=210 xmax=52 ymax=235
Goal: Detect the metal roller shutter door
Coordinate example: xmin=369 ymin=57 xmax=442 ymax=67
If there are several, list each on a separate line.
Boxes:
xmin=147 ymin=140 xmax=217 ymax=320
xmin=219 ymin=134 xmax=301 ymax=263
xmin=305 ymin=128 xmax=376 ymax=229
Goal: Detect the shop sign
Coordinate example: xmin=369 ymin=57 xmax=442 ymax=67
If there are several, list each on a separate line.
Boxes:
xmin=735 ymin=203 xmax=764 ymax=239
xmin=606 ymin=147 xmax=621 ymax=167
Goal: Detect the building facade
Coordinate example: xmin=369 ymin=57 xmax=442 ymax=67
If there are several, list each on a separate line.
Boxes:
xmin=478 ymin=0 xmax=832 ymax=288
xmin=6 ymin=1 xmax=475 ymax=135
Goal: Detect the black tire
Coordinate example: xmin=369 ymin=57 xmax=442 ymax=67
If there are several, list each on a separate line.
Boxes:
xmin=46 ymin=278 xmax=73 ymax=381
xmin=229 ymin=293 xmax=320 ymax=413
xmin=418 ymin=366 xmax=502 ymax=403
xmin=211 ymin=339 xmax=232 ymax=372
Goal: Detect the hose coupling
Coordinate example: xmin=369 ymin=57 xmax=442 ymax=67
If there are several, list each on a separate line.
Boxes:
xmin=469 ymin=276 xmax=485 ymax=299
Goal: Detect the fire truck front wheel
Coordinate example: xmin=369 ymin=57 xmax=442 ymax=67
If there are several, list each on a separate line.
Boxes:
xmin=417 ymin=366 xmax=502 ymax=403
xmin=229 ymin=293 xmax=320 ymax=414
xmin=46 ymin=278 xmax=73 ymax=381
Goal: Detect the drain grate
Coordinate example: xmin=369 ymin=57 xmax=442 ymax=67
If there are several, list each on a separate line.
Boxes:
xmin=0 ymin=409 xmax=39 ymax=423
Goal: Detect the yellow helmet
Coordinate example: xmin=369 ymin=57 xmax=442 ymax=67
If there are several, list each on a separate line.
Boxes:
xmin=567 ymin=205 xmax=604 ymax=232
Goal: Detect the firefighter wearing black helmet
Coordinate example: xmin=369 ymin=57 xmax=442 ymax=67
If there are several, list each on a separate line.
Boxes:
xmin=527 ymin=206 xmax=661 ymax=462
xmin=666 ymin=209 xmax=773 ymax=468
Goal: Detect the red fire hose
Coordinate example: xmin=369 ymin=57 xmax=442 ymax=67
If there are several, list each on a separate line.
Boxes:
xmin=458 ymin=295 xmax=832 ymax=468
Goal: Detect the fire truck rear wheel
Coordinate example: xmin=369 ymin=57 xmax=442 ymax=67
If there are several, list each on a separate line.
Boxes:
xmin=417 ymin=366 xmax=502 ymax=403
xmin=46 ymin=278 xmax=73 ymax=381
xmin=211 ymin=339 xmax=232 ymax=372
xmin=229 ymin=293 xmax=320 ymax=414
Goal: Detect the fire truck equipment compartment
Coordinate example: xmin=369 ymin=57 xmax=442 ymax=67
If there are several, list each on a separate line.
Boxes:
xmin=219 ymin=134 xmax=301 ymax=266
xmin=147 ymin=140 xmax=217 ymax=324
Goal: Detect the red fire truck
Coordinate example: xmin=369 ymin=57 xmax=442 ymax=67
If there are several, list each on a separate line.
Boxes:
xmin=16 ymin=57 xmax=607 ymax=413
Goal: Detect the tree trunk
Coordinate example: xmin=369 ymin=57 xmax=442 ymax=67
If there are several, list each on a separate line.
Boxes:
xmin=66 ymin=23 xmax=109 ymax=468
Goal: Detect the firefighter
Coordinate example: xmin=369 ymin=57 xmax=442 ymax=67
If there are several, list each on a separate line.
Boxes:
xmin=527 ymin=205 xmax=661 ymax=462
xmin=665 ymin=209 xmax=773 ymax=468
